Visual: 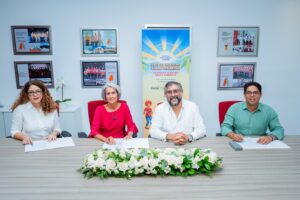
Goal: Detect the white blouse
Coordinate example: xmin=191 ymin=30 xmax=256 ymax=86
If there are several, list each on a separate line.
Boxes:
xmin=11 ymin=102 xmax=61 ymax=139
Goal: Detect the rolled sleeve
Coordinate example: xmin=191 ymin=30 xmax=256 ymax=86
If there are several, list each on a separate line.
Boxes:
xmin=149 ymin=106 xmax=168 ymax=141
xmin=11 ymin=107 xmax=23 ymax=137
xmin=268 ymin=110 xmax=284 ymax=140
xmin=53 ymin=111 xmax=62 ymax=134
xmin=190 ymin=104 xmax=206 ymax=140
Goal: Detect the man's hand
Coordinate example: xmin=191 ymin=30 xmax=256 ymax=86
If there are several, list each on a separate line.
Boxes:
xmin=227 ymin=132 xmax=244 ymax=142
xmin=257 ymin=136 xmax=273 ymax=144
xmin=167 ymin=132 xmax=188 ymax=145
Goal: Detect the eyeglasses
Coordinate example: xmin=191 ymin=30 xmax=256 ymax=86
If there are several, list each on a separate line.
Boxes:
xmin=245 ymin=91 xmax=260 ymax=96
xmin=166 ymin=89 xmax=180 ymax=95
xmin=28 ymin=90 xmax=43 ymax=96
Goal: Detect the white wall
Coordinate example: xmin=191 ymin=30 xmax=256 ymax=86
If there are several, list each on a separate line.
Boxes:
xmin=1 ymin=0 xmax=299 ymax=136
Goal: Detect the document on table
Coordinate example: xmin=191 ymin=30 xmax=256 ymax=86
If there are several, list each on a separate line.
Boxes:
xmin=25 ymin=137 xmax=75 ymax=152
xmin=103 ymin=138 xmax=149 ymax=150
xmin=237 ymin=137 xmax=290 ymax=149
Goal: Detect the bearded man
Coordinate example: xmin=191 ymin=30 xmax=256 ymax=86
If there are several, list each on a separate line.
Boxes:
xmin=149 ymin=81 xmax=206 ymax=145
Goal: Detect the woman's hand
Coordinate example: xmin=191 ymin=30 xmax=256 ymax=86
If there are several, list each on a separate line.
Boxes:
xmin=22 ymin=134 xmax=33 ymax=145
xmin=47 ymin=132 xmax=58 ymax=141
xmin=125 ymin=132 xmax=133 ymax=140
xmin=105 ymin=136 xmax=115 ymax=144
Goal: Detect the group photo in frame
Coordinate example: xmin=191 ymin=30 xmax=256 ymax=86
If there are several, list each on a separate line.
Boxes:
xmin=81 ymin=28 xmax=118 ymax=56
xmin=217 ymin=26 xmax=259 ymax=57
xmin=14 ymin=61 xmax=54 ymax=89
xmin=81 ymin=60 xmax=119 ymax=88
xmin=11 ymin=25 xmax=52 ymax=55
xmin=217 ymin=62 xmax=256 ymax=90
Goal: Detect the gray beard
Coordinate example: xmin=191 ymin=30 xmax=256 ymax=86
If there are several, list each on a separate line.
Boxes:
xmin=168 ymin=96 xmax=182 ymax=107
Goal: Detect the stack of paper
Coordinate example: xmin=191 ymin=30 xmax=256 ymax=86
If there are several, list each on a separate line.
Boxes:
xmin=103 ymin=138 xmax=149 ymax=150
xmin=237 ymin=137 xmax=290 ymax=149
xmin=25 ymin=137 xmax=75 ymax=152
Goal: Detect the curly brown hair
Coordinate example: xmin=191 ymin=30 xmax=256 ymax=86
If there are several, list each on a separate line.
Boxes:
xmin=11 ymin=80 xmax=57 ymax=113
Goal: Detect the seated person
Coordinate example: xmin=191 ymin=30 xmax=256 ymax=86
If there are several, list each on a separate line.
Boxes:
xmin=89 ymin=83 xmax=138 ymax=144
xmin=11 ymin=80 xmax=61 ymax=145
xmin=221 ymin=81 xmax=284 ymax=144
xmin=149 ymin=81 xmax=206 ymax=145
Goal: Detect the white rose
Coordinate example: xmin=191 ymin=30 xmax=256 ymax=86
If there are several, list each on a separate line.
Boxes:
xmin=87 ymin=155 xmax=96 ymax=168
xmin=139 ymin=157 xmax=149 ymax=169
xmin=164 ymin=166 xmax=171 ymax=174
xmin=165 ymin=155 xmax=177 ymax=165
xmin=208 ymin=152 xmax=217 ymax=163
xmin=106 ymin=159 xmax=117 ymax=171
xmin=158 ymin=152 xmax=166 ymax=161
xmin=117 ymin=162 xmax=129 ymax=172
xmin=148 ymin=158 xmax=159 ymax=169
xmin=95 ymin=158 xmax=106 ymax=168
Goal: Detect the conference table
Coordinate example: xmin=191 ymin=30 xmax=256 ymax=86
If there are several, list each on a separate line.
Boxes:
xmin=0 ymin=136 xmax=299 ymax=200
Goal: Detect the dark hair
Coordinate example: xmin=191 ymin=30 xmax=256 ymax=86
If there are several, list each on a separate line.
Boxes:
xmin=11 ymin=80 xmax=57 ymax=113
xmin=164 ymin=81 xmax=183 ymax=94
xmin=244 ymin=81 xmax=262 ymax=94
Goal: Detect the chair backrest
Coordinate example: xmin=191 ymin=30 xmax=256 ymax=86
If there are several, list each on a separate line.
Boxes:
xmin=56 ymin=103 xmax=60 ymax=116
xmin=88 ymin=100 xmax=127 ymax=129
xmin=219 ymin=101 xmax=241 ymax=126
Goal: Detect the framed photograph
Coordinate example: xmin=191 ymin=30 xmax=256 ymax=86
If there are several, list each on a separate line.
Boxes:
xmin=81 ymin=28 xmax=118 ymax=56
xmin=14 ymin=61 xmax=54 ymax=89
xmin=217 ymin=27 xmax=259 ymax=56
xmin=11 ymin=26 xmax=52 ymax=55
xmin=218 ymin=63 xmax=256 ymax=90
xmin=81 ymin=60 xmax=119 ymax=88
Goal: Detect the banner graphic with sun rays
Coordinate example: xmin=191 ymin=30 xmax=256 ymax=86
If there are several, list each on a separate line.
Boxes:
xmin=142 ymin=29 xmax=191 ymax=137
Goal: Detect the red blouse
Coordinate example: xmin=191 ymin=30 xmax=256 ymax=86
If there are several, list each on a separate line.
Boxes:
xmin=89 ymin=102 xmax=138 ymax=138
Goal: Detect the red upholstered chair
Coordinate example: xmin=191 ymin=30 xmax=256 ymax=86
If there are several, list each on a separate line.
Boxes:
xmin=216 ymin=101 xmax=241 ymax=136
xmin=78 ymin=100 xmax=137 ymax=138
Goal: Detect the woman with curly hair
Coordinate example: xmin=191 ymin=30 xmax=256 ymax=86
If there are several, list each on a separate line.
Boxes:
xmin=11 ymin=80 xmax=61 ymax=144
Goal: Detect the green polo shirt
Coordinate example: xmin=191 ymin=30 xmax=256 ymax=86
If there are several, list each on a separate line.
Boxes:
xmin=221 ymin=102 xmax=284 ymax=140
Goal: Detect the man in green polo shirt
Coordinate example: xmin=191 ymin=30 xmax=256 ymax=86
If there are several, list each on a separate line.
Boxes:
xmin=221 ymin=82 xmax=284 ymax=144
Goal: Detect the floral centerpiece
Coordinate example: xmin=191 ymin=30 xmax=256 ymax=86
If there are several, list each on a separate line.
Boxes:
xmin=79 ymin=148 xmax=222 ymax=179
xmin=55 ymin=77 xmax=71 ymax=103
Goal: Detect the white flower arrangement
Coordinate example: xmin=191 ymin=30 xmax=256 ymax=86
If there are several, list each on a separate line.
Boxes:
xmin=79 ymin=148 xmax=222 ymax=179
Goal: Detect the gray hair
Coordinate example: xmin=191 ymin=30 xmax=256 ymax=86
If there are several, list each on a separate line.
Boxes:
xmin=101 ymin=83 xmax=122 ymax=101
xmin=164 ymin=81 xmax=183 ymax=94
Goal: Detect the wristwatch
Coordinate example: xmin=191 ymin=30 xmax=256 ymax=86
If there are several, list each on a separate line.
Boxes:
xmin=269 ymin=134 xmax=277 ymax=141
xmin=188 ymin=134 xmax=193 ymax=142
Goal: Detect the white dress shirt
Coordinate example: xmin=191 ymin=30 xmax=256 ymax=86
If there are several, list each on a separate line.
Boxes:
xmin=11 ymin=102 xmax=61 ymax=139
xmin=149 ymin=100 xmax=206 ymax=141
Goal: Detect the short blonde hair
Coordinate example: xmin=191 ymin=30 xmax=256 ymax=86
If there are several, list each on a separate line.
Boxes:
xmin=101 ymin=83 xmax=122 ymax=101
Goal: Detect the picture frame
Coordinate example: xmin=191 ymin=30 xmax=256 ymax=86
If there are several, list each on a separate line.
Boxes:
xmin=81 ymin=28 xmax=118 ymax=56
xmin=217 ymin=62 xmax=256 ymax=90
xmin=217 ymin=26 xmax=259 ymax=57
xmin=81 ymin=60 xmax=119 ymax=88
xmin=14 ymin=61 xmax=54 ymax=89
xmin=11 ymin=25 xmax=52 ymax=55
